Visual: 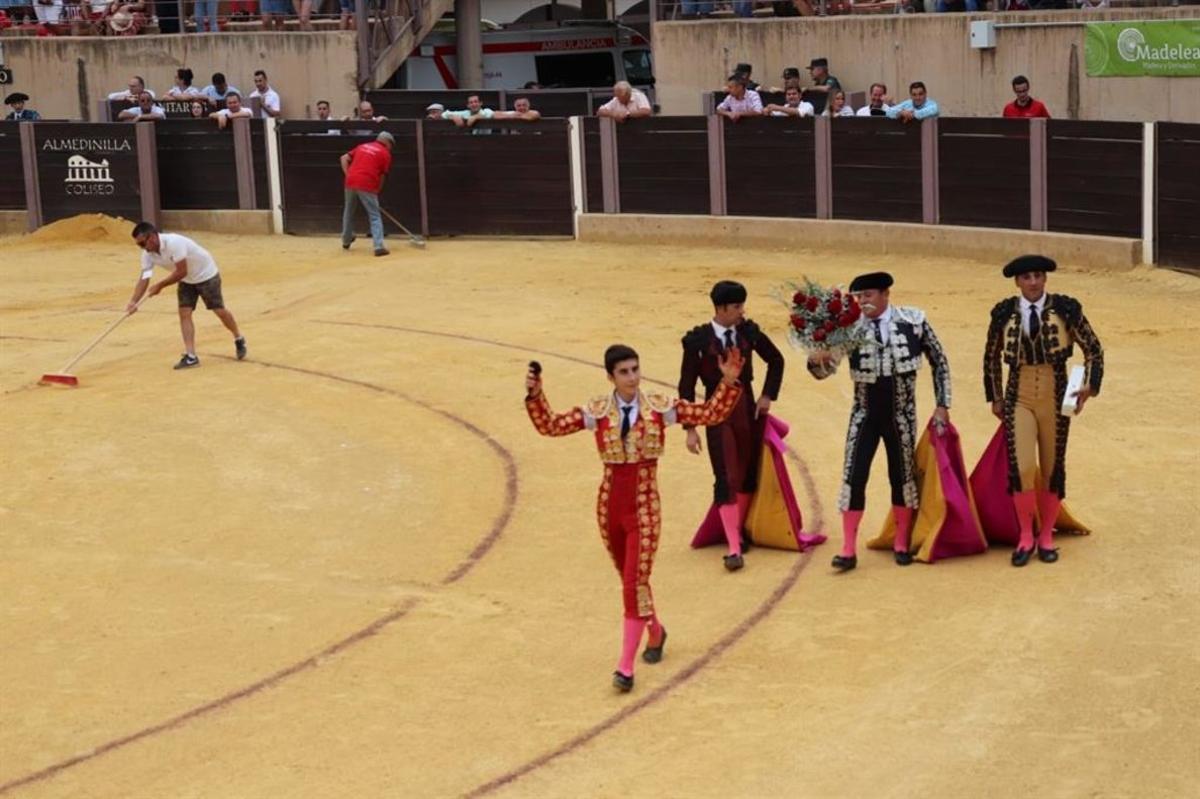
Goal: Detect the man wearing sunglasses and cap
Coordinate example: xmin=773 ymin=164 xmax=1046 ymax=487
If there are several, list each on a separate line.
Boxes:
xmin=808 ymin=272 xmax=951 ymax=571
xmin=4 ymin=93 xmax=41 ymax=121
xmin=804 ymin=58 xmax=840 ymax=116
xmin=984 ymin=255 xmax=1104 ymax=566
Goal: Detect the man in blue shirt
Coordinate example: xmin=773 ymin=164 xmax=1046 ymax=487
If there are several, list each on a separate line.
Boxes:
xmin=200 ymin=73 xmax=240 ymax=108
xmin=886 ymin=81 xmax=940 ymax=123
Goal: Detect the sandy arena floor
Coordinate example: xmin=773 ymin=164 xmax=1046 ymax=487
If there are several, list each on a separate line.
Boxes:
xmin=1 ymin=215 xmax=1198 ymax=798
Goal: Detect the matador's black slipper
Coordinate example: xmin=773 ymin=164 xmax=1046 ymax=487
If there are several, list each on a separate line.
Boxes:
xmin=612 ymin=670 xmax=634 ymax=693
xmin=832 ymin=554 xmax=857 ymax=572
xmin=894 ymin=550 xmax=914 ymax=566
xmin=1037 ymin=547 xmax=1060 ymax=564
xmin=723 ymin=553 xmax=745 ymax=572
xmin=1011 ymin=547 xmax=1035 ymax=567
xmin=642 ymin=629 xmax=668 ymax=664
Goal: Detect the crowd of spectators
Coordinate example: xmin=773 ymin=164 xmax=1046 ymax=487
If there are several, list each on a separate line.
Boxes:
xmin=0 ymin=0 xmax=358 ymax=34
xmin=98 ymin=68 xmax=281 ymax=125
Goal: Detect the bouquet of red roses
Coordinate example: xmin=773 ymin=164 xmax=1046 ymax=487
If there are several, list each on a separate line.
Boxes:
xmin=780 ymin=278 xmax=870 ymax=354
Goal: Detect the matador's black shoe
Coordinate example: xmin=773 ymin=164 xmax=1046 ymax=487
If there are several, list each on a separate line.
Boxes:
xmin=612 ymin=670 xmax=634 ymax=693
xmin=1011 ymin=547 xmax=1035 ymax=567
xmin=894 ymin=550 xmax=914 ymax=566
xmin=642 ymin=628 xmax=668 ymax=664
xmin=831 ymin=554 xmax=857 ymax=572
xmin=723 ymin=553 xmax=745 ymax=572
xmin=1037 ymin=547 xmax=1060 ymax=564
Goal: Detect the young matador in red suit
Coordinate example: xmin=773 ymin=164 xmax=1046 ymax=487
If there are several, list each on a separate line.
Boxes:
xmin=525 ymin=344 xmax=744 ymax=693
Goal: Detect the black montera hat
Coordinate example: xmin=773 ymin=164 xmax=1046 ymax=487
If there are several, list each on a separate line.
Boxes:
xmin=1002 ymin=254 xmax=1058 ymax=278
xmin=849 ymin=272 xmax=894 ymax=292
xmin=710 ymin=280 xmax=748 ymax=306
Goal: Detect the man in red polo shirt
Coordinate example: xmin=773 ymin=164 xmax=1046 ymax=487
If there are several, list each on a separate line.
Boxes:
xmin=1002 ymin=75 xmax=1051 ymax=119
xmin=340 ymin=131 xmax=395 ymax=257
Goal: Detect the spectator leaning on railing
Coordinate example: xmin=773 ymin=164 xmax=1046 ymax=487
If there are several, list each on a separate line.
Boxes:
xmin=316 ymin=100 xmax=333 ymax=121
xmin=887 ymin=81 xmax=939 ymax=123
xmin=495 ymin=97 xmax=541 ymax=122
xmin=426 ymin=103 xmax=445 ymax=121
xmin=211 ymin=92 xmax=253 ymax=129
xmin=343 ymin=100 xmax=388 ymax=123
xmin=118 ymin=91 xmax=165 ymax=121
xmin=201 ymin=73 xmax=240 ymax=107
xmin=856 ymin=83 xmax=893 ymax=117
xmin=190 ymin=101 xmax=207 ymax=118
xmin=597 ymin=81 xmax=653 ymax=122
xmin=827 ymin=89 xmax=854 ymax=117
xmin=716 ymin=73 xmax=762 ymax=123
xmin=164 ymin=68 xmax=202 ymax=101
xmin=1003 ymin=75 xmax=1051 ymax=118
xmin=445 ymin=95 xmax=495 ymax=128
xmin=249 ymin=70 xmax=282 ymax=118
xmin=108 ymin=76 xmax=153 ymax=103
xmin=764 ymin=83 xmax=814 ymax=118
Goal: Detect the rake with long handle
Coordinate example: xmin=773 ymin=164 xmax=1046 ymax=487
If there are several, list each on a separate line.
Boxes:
xmin=379 ymin=207 xmax=427 ymax=249
xmin=39 ymin=297 xmax=148 ymax=387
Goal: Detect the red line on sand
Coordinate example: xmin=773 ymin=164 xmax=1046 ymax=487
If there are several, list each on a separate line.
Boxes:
xmin=310 ymin=321 xmax=828 ymax=798
xmin=0 ymin=359 xmax=520 ymax=795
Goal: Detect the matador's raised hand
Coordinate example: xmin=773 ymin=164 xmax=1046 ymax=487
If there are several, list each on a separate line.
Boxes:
xmin=717 ymin=347 xmax=744 ymax=385
xmin=525 ymin=360 xmax=543 ymax=397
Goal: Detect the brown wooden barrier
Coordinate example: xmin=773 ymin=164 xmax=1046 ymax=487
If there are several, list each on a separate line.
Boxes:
xmin=422 ymin=120 xmax=573 ymax=236
xmin=582 ymin=117 xmax=602 ymax=214
xmin=1156 ymin=122 xmax=1200 ymax=272
xmin=249 ymin=120 xmax=270 ymax=211
xmin=0 ymin=123 xmax=24 ymax=210
xmin=616 ymin=117 xmax=709 ymax=215
xmin=155 ymin=120 xmax=242 ymax=210
xmin=278 ymin=121 xmax=422 ymax=237
xmin=1047 ymin=120 xmax=1141 ymax=239
xmin=831 ymin=119 xmax=922 ymax=223
xmin=723 ymin=116 xmax=816 ymax=219
xmin=938 ymin=118 xmax=1030 ymax=230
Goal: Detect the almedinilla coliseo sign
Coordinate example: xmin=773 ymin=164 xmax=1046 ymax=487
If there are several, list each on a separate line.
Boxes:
xmin=1085 ymin=20 xmax=1200 ymax=77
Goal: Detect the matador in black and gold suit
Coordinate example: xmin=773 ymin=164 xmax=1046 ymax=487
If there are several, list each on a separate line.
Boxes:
xmin=984 ymin=254 xmax=1104 ymax=566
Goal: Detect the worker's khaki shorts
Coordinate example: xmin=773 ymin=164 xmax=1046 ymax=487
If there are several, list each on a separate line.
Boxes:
xmin=178 ymin=275 xmax=225 ymax=310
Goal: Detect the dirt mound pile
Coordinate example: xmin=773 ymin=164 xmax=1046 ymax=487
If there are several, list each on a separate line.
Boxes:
xmin=26 ymin=214 xmax=135 ymax=245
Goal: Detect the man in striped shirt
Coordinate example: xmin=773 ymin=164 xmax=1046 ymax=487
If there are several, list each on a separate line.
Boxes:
xmin=716 ymin=74 xmax=762 ymax=122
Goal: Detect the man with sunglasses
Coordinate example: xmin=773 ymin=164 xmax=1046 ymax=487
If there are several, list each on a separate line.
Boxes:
xmin=126 ymin=222 xmax=246 ymax=370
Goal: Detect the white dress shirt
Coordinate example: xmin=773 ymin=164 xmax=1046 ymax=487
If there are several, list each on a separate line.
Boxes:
xmin=616 ymin=394 xmax=640 ymax=429
xmin=866 ymin=306 xmax=893 ymax=345
xmin=1019 ymin=294 xmax=1046 ymax=336
xmin=711 ymin=320 xmax=737 ymax=348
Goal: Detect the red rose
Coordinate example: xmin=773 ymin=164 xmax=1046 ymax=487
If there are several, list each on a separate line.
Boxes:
xmin=823 ymin=320 xmax=836 ymax=332
xmin=827 ymin=298 xmax=843 ymax=315
xmin=813 ymin=329 xmax=827 ymax=342
xmin=832 ymin=288 xmax=842 ymax=298
xmin=790 ymin=314 xmax=807 ymax=330
xmin=837 ymin=313 xmax=854 ymax=327
xmin=792 ymin=291 xmax=807 ymax=305
xmin=805 ymin=296 xmax=820 ymax=312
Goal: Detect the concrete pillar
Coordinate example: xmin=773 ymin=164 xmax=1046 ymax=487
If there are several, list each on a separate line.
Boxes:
xmin=455 ymin=0 xmax=484 ymax=90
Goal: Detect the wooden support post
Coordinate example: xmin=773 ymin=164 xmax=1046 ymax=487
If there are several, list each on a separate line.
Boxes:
xmin=921 ymin=117 xmax=939 ymax=225
xmin=599 ymin=116 xmax=620 ymax=214
xmin=1029 ymin=118 xmax=1048 ymax=232
xmin=232 ymin=117 xmax=257 ymax=211
xmin=707 ymin=115 xmax=726 ymax=216
xmin=135 ymin=121 xmax=161 ymax=227
xmin=416 ymin=120 xmax=430 ymax=238
xmin=814 ymin=115 xmax=832 ymax=220
xmin=19 ymin=122 xmax=42 ymax=232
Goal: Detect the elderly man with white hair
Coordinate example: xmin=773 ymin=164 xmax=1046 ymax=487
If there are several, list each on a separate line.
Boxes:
xmin=597 ymin=81 xmax=653 ymax=123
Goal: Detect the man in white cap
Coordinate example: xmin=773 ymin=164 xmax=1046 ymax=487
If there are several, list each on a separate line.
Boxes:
xmin=426 ymin=103 xmax=445 ymax=121
xmin=340 ymin=131 xmax=395 ymax=256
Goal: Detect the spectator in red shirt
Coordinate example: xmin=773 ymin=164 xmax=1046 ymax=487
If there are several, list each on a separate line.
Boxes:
xmin=1003 ymin=75 xmax=1051 ymax=119
xmin=339 ymin=131 xmax=394 ymax=257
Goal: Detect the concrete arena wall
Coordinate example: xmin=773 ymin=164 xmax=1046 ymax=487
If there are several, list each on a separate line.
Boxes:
xmin=2 ymin=33 xmax=358 ymax=122
xmin=653 ymin=9 xmax=1200 ymax=122
xmin=576 ymin=213 xmax=1143 ymax=271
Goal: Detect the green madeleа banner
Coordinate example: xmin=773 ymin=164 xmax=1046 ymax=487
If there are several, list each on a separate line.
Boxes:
xmin=1085 ymin=20 xmax=1200 ymax=77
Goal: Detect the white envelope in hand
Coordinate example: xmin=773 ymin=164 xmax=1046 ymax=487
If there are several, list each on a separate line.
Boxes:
xmin=1060 ymin=365 xmax=1086 ymax=417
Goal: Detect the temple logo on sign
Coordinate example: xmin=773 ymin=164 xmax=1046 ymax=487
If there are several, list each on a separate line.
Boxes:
xmin=65 ymin=154 xmax=115 ymax=195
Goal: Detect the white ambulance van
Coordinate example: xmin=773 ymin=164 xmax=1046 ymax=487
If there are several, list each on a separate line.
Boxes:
xmin=390 ymin=23 xmax=653 ymax=91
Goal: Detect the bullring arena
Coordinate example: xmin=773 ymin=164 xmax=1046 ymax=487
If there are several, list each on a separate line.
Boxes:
xmin=1 ymin=212 xmax=1198 ymax=798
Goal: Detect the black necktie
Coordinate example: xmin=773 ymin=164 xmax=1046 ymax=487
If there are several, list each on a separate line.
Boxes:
xmin=1028 ymin=305 xmax=1040 ymax=340
xmin=620 ymin=405 xmax=632 ymax=439
xmin=723 ymin=329 xmax=735 ymax=351
xmin=872 ymin=319 xmax=884 ymax=344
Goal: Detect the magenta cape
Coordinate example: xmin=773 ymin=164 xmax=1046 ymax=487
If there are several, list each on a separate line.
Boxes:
xmin=969 ymin=425 xmax=1090 ymax=546
xmin=869 ymin=419 xmax=988 ymax=563
xmin=690 ymin=414 xmax=826 ymax=552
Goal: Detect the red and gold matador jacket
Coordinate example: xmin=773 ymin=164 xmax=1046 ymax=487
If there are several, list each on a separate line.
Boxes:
xmin=526 ymin=381 xmax=743 ymax=462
